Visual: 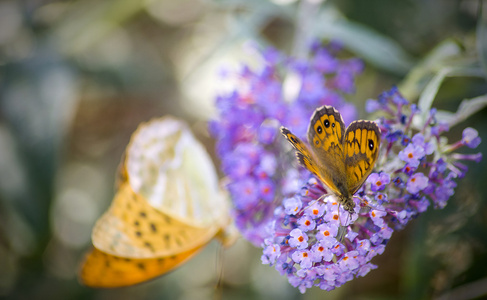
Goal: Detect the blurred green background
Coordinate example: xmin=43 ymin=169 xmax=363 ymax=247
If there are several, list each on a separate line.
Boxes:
xmin=1 ymin=0 xmax=486 ymax=299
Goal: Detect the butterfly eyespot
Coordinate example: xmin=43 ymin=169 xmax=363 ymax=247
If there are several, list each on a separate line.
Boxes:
xmin=324 ymin=120 xmax=330 ymax=128
xmin=368 ymin=139 xmax=375 ymax=150
xmin=317 ymin=126 xmax=323 ymax=134
xmin=290 ymin=136 xmax=297 ymax=143
xmin=332 ymin=123 xmax=335 ymax=128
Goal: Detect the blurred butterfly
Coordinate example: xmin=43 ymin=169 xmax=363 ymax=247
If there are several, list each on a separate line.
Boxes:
xmin=79 ymin=117 xmax=237 ymax=288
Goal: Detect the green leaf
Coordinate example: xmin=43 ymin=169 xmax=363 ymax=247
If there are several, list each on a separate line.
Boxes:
xmin=414 ymin=66 xmax=485 ymax=127
xmin=436 ymin=94 xmax=487 ymax=127
xmin=399 ymin=39 xmax=463 ymax=100
xmin=415 ymin=68 xmax=450 ymax=125
xmin=313 ymin=7 xmax=416 ymax=75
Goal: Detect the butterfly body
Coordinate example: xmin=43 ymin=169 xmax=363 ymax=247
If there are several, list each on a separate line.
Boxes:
xmin=281 ymin=105 xmax=381 ymax=213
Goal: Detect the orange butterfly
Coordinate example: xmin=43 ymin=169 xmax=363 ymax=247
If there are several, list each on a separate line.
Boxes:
xmin=79 ymin=117 xmax=237 ymax=288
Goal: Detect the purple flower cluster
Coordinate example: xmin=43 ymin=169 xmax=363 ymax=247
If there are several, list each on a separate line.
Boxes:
xmin=262 ymin=178 xmax=387 ymax=293
xmin=211 ymin=42 xmax=482 ymax=293
xmin=259 ymin=87 xmax=481 ymax=293
xmin=210 ymin=42 xmax=363 ymax=245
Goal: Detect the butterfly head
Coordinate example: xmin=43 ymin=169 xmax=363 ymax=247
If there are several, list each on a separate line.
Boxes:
xmin=340 ymin=195 xmax=356 ymax=214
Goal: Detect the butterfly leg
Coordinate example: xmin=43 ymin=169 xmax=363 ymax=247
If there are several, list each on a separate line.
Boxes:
xmin=330 ymin=201 xmax=350 ymax=244
xmin=352 ymin=195 xmax=391 ymax=214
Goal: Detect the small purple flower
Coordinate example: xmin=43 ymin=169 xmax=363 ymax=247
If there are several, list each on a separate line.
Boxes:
xmin=316 ymin=223 xmax=339 ymax=247
xmin=258 ymin=179 xmax=275 ymax=202
xmin=374 ymin=192 xmax=388 ymax=204
xmin=228 ymin=178 xmax=259 ymax=209
xmin=398 ymin=143 xmax=425 ymax=167
xmin=305 ymin=201 xmax=325 ymax=219
xmin=299 ymin=71 xmax=327 ymax=103
xmin=356 ymin=239 xmax=371 ymax=255
xmin=402 ymin=164 xmax=417 ymax=176
xmin=297 ymin=215 xmax=316 ymax=231
xmin=378 ymin=226 xmax=393 ymax=239
xmin=222 ymin=155 xmax=251 ymax=179
xmin=407 ymin=173 xmax=429 ymax=194
xmin=258 ymin=122 xmax=278 ymax=144
xmin=462 ymin=127 xmax=481 ymax=148
xmin=339 ymin=251 xmax=360 ymax=271
xmin=431 ymin=122 xmax=449 ymax=136
xmin=365 ymin=99 xmax=381 ymax=113
xmin=370 ymin=210 xmax=387 ymax=227
xmin=367 ymin=172 xmax=391 ymax=192
xmin=412 ymin=133 xmax=435 ymax=155
xmin=289 ymin=229 xmax=309 ymax=249
xmin=311 ymin=242 xmax=334 ymax=262
xmin=357 ymin=263 xmax=378 ymax=277
xmin=401 ymin=135 xmax=411 ymax=146
xmin=392 ymin=176 xmax=405 ymax=188
xmin=410 ymin=197 xmax=430 ymax=213
xmin=284 ymin=197 xmax=302 ymax=215
xmin=262 ymin=240 xmax=281 ymax=265
xmin=292 ymin=249 xmax=313 ymax=269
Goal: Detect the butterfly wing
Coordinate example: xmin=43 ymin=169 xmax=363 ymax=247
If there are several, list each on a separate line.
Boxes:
xmin=79 ymin=246 xmax=204 ymax=288
xmin=125 ymin=117 xmax=231 ymax=229
xmin=344 ymin=120 xmax=381 ymax=195
xmin=306 ymin=105 xmax=348 ymax=196
xmin=91 ymin=183 xmax=220 ymax=259
xmin=280 ymin=127 xmax=323 ymax=176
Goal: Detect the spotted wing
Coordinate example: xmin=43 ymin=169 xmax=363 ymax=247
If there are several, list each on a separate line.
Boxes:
xmin=280 ymin=127 xmax=324 ymax=180
xmin=306 ymin=105 xmax=347 ymax=196
xmin=344 ymin=120 xmax=381 ymax=195
xmin=91 ymin=183 xmax=219 ymax=259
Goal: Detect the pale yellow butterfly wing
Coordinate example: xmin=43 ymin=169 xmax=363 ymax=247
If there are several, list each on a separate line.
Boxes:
xmin=125 ymin=117 xmax=231 ymax=229
xmin=79 ymin=246 xmax=204 ymax=288
xmin=344 ymin=120 xmax=381 ymax=195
